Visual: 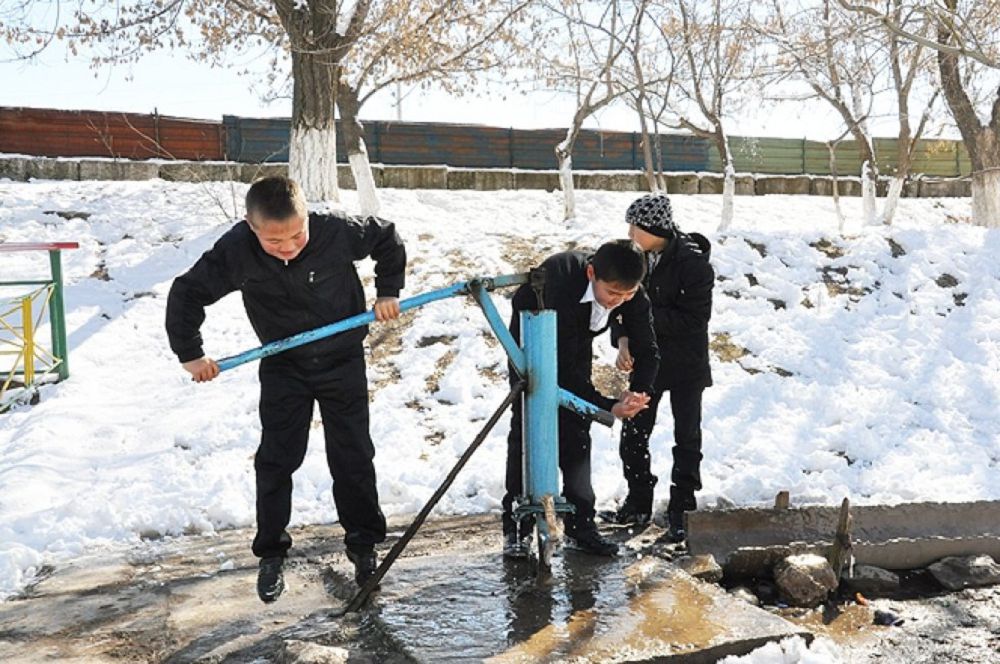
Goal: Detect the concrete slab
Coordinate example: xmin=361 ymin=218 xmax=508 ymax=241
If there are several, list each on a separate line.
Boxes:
xmin=687 ymin=500 xmax=1000 ymax=575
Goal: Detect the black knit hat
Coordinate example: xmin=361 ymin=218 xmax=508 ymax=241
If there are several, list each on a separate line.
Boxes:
xmin=626 ymin=193 xmax=677 ymax=239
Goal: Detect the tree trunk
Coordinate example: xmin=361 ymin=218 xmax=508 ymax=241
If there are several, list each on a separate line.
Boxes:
xmin=882 ymin=177 xmax=905 ymax=226
xmin=714 ymin=128 xmax=735 ymax=232
xmin=290 ymin=49 xmax=339 ymax=202
xmin=636 ymin=108 xmax=659 ymax=191
xmin=936 ymin=1 xmax=1000 ymax=227
xmin=862 ymin=159 xmax=878 ymax=226
xmin=557 ymin=149 xmax=576 ymax=221
xmin=827 ymin=142 xmax=846 ymax=233
xmin=337 ymin=79 xmax=381 ymax=216
xmin=556 ymin=108 xmax=588 ymax=222
xmin=971 ymin=167 xmax=1000 ymax=228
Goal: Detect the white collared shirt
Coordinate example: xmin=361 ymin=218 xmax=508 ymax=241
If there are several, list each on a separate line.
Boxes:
xmin=580 ymin=282 xmax=611 ymax=331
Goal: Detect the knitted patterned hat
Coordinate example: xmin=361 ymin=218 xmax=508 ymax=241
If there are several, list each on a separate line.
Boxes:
xmin=625 ymin=193 xmax=677 ymax=238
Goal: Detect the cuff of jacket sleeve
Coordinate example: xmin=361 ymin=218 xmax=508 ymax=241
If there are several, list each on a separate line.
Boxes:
xmin=376 ymin=288 xmax=400 ymax=298
xmin=176 ymin=348 xmax=204 ymax=364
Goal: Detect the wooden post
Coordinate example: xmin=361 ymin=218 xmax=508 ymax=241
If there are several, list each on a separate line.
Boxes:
xmin=774 ymin=490 xmax=790 ymax=510
xmin=828 ymin=497 xmax=853 ymax=584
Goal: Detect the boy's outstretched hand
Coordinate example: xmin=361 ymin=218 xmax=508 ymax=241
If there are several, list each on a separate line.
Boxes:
xmin=182 ymin=357 xmax=220 ymax=383
xmin=373 ymin=296 xmax=401 ymax=321
xmin=611 ymin=390 xmax=650 ymax=419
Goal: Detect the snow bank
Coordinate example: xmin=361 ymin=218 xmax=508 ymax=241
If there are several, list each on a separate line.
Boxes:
xmin=0 ymin=178 xmax=996 ymax=601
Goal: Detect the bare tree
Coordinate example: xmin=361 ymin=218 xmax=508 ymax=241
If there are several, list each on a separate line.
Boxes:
xmin=335 ymin=0 xmax=531 ymax=215
xmin=838 ymin=0 xmax=1000 ymax=228
xmin=763 ymin=0 xmax=887 ymax=226
xmin=881 ymin=0 xmax=940 ymax=225
xmin=532 ymin=0 xmax=645 ymax=220
xmin=635 ymin=0 xmax=762 ymax=231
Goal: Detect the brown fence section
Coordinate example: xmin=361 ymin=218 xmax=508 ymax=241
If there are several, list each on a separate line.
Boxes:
xmin=0 ymin=107 xmax=225 ymax=161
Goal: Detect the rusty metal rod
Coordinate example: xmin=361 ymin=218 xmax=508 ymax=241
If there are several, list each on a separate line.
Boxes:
xmin=336 ymin=381 xmax=525 ymax=615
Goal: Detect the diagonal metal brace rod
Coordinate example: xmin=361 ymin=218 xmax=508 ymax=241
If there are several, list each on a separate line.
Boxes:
xmin=217 ymin=273 xmax=530 ymax=372
xmin=333 ymin=381 xmax=525 ymax=616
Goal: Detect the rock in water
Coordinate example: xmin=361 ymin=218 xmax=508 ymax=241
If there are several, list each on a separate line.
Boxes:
xmin=774 ymin=553 xmax=838 ymax=608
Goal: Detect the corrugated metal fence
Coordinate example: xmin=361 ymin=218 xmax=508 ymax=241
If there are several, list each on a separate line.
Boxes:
xmin=0 ymin=106 xmax=972 ymax=177
xmin=0 ymin=107 xmax=224 ymax=161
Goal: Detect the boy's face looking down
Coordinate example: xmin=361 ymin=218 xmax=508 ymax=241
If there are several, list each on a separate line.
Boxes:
xmin=249 ymin=214 xmax=310 ymax=261
xmin=586 ymin=263 xmax=640 ymax=309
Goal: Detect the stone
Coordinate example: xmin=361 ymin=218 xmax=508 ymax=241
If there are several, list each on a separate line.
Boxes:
xmin=928 ymin=555 xmax=1000 ymax=591
xmin=728 ymin=586 xmax=761 ymax=606
xmin=843 ymin=565 xmax=900 ymax=596
xmin=159 ymin=161 xmax=241 ymax=183
xmin=735 ymin=175 xmax=756 ymax=195
xmin=78 ymin=160 xmax=159 ymax=181
xmin=239 ymin=162 xmax=289 ymax=183
xmin=26 ymin=158 xmax=79 ymax=181
xmin=0 ymin=157 xmax=29 ymax=181
xmin=381 ymin=165 xmax=448 ymax=189
xmin=756 ymin=175 xmax=811 ymax=196
xmin=281 ymin=640 xmax=352 ymax=664
xmin=773 ymin=553 xmax=838 ymax=608
xmin=665 ymin=173 xmax=699 ymax=194
xmin=698 ymin=174 xmax=724 ymax=194
xmin=675 ymin=554 xmax=724 ymax=583
xmin=513 ymin=170 xmax=561 ymax=192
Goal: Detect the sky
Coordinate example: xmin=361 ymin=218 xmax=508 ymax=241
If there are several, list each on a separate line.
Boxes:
xmin=0 ymin=43 xmax=857 ymax=139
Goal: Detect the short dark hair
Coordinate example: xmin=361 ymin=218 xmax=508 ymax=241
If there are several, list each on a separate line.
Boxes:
xmin=245 ymin=176 xmax=307 ymax=226
xmin=590 ymin=240 xmax=645 ymax=286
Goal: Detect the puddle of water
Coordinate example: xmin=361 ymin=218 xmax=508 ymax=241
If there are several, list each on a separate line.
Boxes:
xmin=781 ymin=603 xmax=877 ymax=646
xmin=368 ymin=549 xmax=750 ymax=663
xmin=373 ymin=551 xmax=632 ymax=662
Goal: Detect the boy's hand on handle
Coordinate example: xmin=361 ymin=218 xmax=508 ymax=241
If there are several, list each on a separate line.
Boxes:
xmin=616 ymin=337 xmax=634 ymax=372
xmin=611 ymin=390 xmax=650 ymax=419
xmin=182 ymin=357 xmax=220 ymax=383
xmin=373 ymin=296 xmax=401 ymax=321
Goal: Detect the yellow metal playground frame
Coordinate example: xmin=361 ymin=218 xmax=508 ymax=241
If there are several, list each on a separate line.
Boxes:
xmin=0 ymin=242 xmax=78 ymax=408
xmin=0 ymin=284 xmax=59 ymax=401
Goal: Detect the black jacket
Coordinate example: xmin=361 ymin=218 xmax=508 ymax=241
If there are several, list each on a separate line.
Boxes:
xmin=510 ymin=251 xmax=659 ymax=412
xmin=166 ymin=212 xmax=406 ymax=364
xmin=613 ymin=232 xmax=713 ymax=390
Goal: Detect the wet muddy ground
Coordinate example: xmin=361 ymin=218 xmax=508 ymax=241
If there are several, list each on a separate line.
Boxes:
xmin=1 ymin=514 xmax=998 ymax=663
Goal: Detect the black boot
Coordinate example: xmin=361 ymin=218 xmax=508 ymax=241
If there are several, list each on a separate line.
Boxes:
xmin=666 ymin=510 xmax=686 ymax=543
xmin=503 ymin=531 xmax=531 ymax=559
xmin=565 ymin=527 xmax=618 ymax=556
xmin=257 ymin=556 xmax=285 ymax=603
xmin=607 ymin=491 xmax=653 ymax=526
xmin=666 ymin=485 xmax=696 ymax=544
xmin=347 ymin=547 xmax=378 ymax=587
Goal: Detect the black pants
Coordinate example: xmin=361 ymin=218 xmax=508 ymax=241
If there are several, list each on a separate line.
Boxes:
xmin=251 ymin=354 xmax=386 ymax=559
xmin=502 ymin=400 xmax=596 ymax=537
xmin=619 ymin=384 xmax=704 ymax=513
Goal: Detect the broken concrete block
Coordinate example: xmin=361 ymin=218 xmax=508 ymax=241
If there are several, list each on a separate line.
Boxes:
xmin=928 ymin=554 xmax=1000 ymax=591
xmin=281 ymin=640 xmax=352 ymax=664
xmin=843 ymin=565 xmax=900 ymax=596
xmin=676 ymin=554 xmax=724 ymax=583
xmin=774 ymin=553 xmax=838 ymax=607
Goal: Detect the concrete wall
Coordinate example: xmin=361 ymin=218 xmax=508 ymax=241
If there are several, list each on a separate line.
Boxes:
xmin=0 ymin=156 xmax=973 ymax=198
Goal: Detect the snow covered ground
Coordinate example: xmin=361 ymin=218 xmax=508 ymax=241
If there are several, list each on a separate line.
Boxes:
xmin=1 ymin=176 xmax=997 ymax=635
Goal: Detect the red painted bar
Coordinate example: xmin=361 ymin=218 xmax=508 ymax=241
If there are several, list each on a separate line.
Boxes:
xmin=0 ymin=242 xmax=80 ymax=252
